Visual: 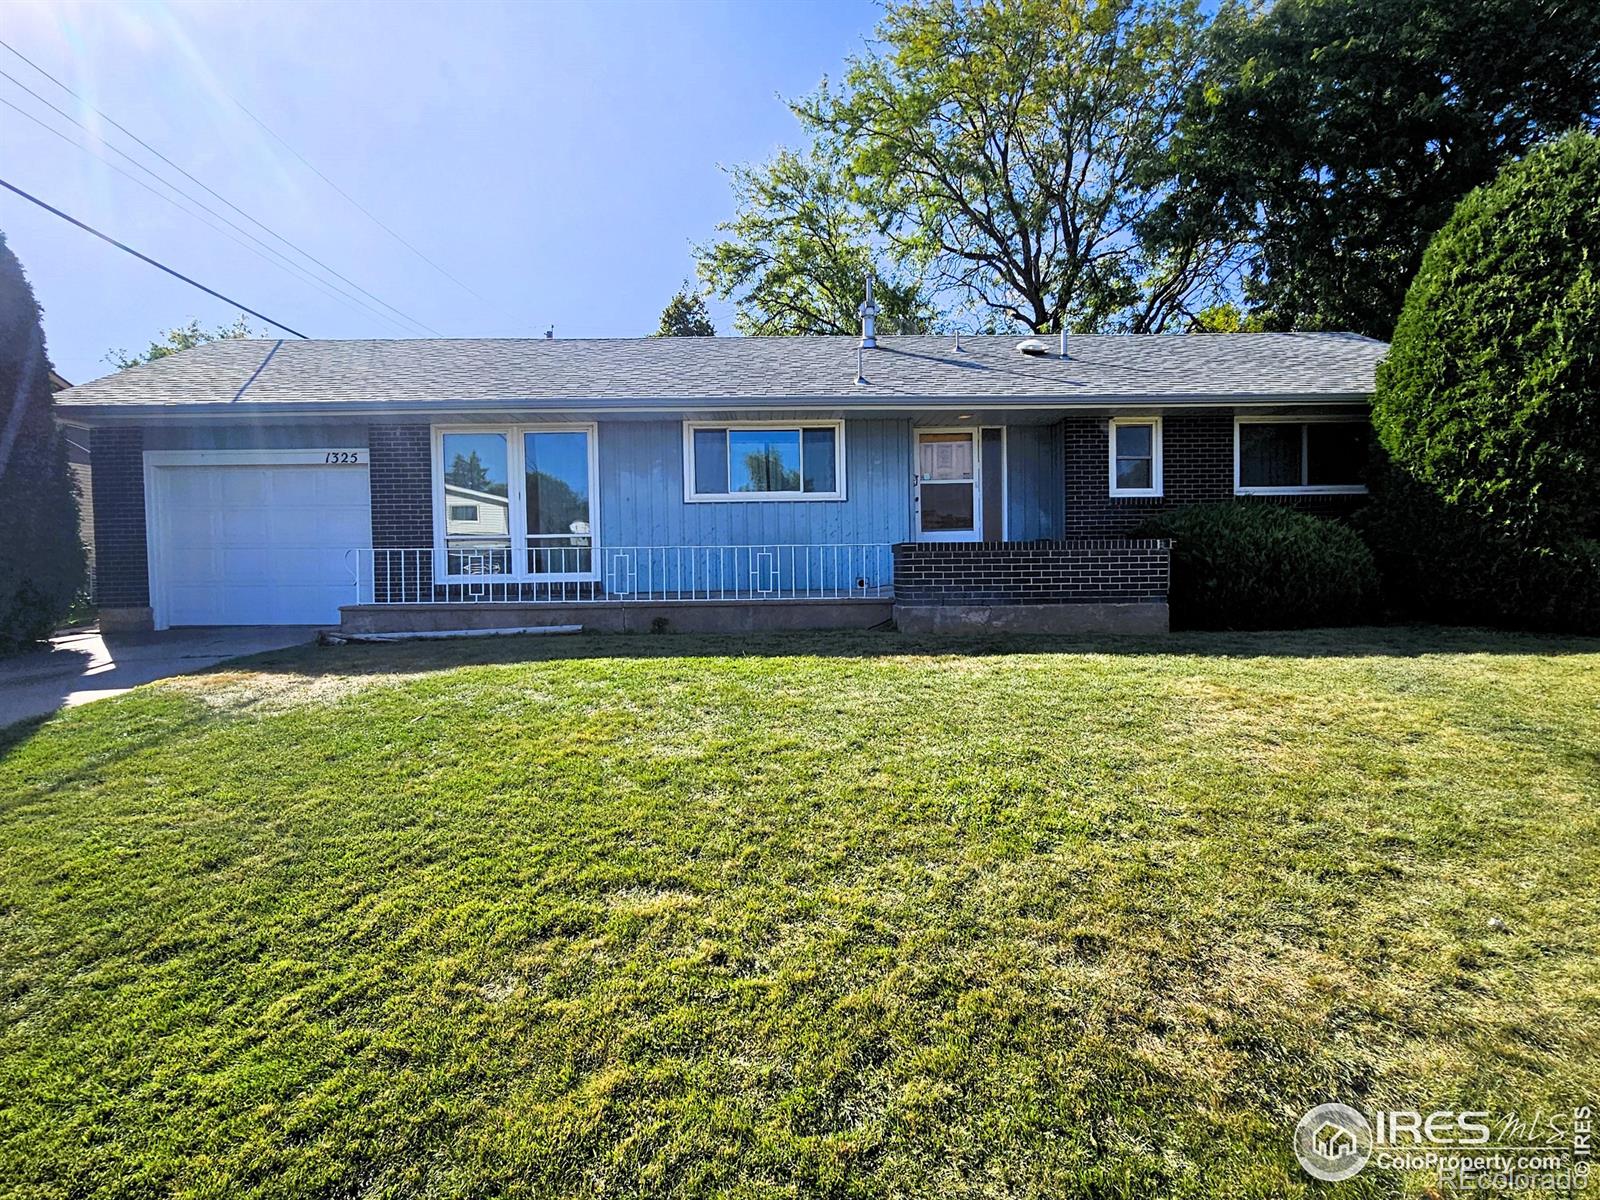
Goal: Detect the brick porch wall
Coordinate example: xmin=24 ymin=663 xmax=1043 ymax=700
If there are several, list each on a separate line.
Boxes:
xmin=1062 ymin=410 xmax=1365 ymax=537
xmin=368 ymin=425 xmax=435 ymax=602
xmin=89 ymin=426 xmax=148 ymax=608
xmin=892 ymin=540 xmax=1169 ymax=605
xmin=369 ymin=425 xmax=433 ymax=547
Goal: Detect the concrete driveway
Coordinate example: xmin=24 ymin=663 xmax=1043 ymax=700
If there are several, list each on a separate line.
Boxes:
xmin=0 ymin=626 xmax=320 ymax=729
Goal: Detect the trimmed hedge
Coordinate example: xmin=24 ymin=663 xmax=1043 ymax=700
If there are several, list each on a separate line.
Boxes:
xmin=1134 ymin=504 xmax=1379 ymax=630
xmin=1373 ymin=130 xmax=1600 ymax=545
xmin=1356 ymin=465 xmax=1600 ymax=634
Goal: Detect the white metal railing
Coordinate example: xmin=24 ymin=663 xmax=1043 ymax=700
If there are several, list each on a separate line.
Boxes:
xmin=346 ymin=544 xmax=895 ymax=605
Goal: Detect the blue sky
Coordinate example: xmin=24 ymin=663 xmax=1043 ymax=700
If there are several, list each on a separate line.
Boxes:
xmin=1 ymin=0 xmax=881 ymax=382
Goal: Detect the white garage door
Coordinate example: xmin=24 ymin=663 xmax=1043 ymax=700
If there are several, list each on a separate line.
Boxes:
xmin=150 ymin=462 xmax=371 ymax=627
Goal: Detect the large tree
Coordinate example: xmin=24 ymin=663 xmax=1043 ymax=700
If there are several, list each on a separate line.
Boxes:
xmin=1168 ymin=0 xmax=1600 ymax=339
xmin=794 ymin=0 xmax=1239 ymax=334
xmin=696 ymin=145 xmax=933 ymax=336
xmin=0 ymin=231 xmax=85 ymax=651
xmin=106 ymin=314 xmax=258 ymax=370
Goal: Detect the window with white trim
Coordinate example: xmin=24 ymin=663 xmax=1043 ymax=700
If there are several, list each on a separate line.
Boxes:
xmin=684 ymin=421 xmax=845 ymax=501
xmin=1235 ymin=418 xmax=1369 ymax=494
xmin=1109 ymin=417 xmax=1162 ymax=496
xmin=434 ymin=425 xmax=597 ymax=578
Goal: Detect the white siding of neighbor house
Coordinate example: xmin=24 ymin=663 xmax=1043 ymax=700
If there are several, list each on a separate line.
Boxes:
xmin=443 ymin=486 xmax=510 ymax=536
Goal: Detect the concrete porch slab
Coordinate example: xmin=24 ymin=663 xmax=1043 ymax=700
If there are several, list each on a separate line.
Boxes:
xmin=893 ymin=602 xmax=1169 ymax=635
xmin=340 ymin=598 xmax=895 ymax=635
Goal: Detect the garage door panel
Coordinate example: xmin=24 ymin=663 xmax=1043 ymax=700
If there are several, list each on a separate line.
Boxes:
xmin=318 ymin=510 xmax=374 ymax=542
xmin=317 ymin=470 xmax=364 ymax=500
xmin=163 ymin=471 xmax=214 ymax=506
xmin=219 ymin=470 xmax=273 ymax=505
xmin=165 ymin=508 xmax=218 ymax=545
xmin=152 ymin=463 xmax=371 ymax=627
xmin=219 ymin=546 xmax=275 ymax=582
xmin=272 ymin=547 xmax=346 ymax=580
xmin=218 ymin=509 xmax=271 ymax=544
xmin=267 ymin=469 xmax=316 ymax=505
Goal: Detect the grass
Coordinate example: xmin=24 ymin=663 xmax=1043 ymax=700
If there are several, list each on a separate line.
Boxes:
xmin=1 ymin=626 xmax=1597 ymax=1198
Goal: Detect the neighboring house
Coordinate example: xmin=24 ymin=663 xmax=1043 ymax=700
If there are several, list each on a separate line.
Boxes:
xmin=50 ymin=369 xmax=96 ymax=601
xmin=52 ymin=324 xmax=1386 ymax=634
xmin=442 ymin=482 xmax=511 ymax=538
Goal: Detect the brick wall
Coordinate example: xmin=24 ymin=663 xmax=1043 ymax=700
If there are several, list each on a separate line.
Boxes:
xmin=1063 ymin=410 xmax=1364 ymax=536
xmin=89 ymin=427 xmax=148 ymax=607
xmin=368 ymin=425 xmax=434 ymax=601
xmin=892 ymin=540 xmax=1169 ymax=605
xmin=369 ymin=425 xmax=433 ymax=547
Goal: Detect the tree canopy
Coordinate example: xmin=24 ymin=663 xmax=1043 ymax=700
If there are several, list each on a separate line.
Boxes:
xmin=697 ymin=145 xmax=933 ymax=336
xmin=106 ymin=315 xmax=259 ymax=370
xmin=1372 ymin=129 xmax=1600 ymax=546
xmin=806 ymin=0 xmax=1238 ymax=334
xmin=1168 ymin=0 xmax=1600 ymax=339
xmin=701 ymin=0 xmax=1242 ymax=336
xmin=654 ymin=283 xmax=716 ymax=337
xmin=700 ymin=0 xmax=1599 ymax=339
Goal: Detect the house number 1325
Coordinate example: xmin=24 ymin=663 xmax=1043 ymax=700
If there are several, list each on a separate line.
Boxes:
xmin=323 ymin=451 xmax=361 ymax=464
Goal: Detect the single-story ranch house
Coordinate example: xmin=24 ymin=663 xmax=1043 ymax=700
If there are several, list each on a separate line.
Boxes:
xmin=53 ymin=326 xmax=1387 ymax=635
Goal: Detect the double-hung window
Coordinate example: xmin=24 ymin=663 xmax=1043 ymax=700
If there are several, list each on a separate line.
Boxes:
xmin=1109 ymin=417 xmax=1162 ymax=497
xmin=434 ymin=425 xmax=598 ymax=579
xmin=684 ymin=421 xmax=845 ymax=501
xmin=1235 ymin=417 xmax=1369 ymax=494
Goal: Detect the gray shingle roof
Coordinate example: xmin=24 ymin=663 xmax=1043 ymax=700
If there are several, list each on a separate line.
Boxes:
xmin=55 ymin=333 xmax=1386 ymax=414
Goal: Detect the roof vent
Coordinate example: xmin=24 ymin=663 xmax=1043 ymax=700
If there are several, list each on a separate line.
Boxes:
xmin=1017 ymin=338 xmax=1051 ymax=356
xmin=858 ymin=275 xmax=878 ymax=349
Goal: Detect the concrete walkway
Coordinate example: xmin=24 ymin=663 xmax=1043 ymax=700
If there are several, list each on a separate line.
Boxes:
xmin=0 ymin=626 xmax=319 ymax=729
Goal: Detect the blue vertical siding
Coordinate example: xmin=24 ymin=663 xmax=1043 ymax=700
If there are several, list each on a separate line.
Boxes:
xmin=596 ymin=417 xmax=910 ymax=593
xmin=596 ymin=416 xmax=1062 ymax=555
xmin=1005 ymin=422 xmax=1064 ymax=539
xmin=598 ymin=418 xmax=912 ymax=546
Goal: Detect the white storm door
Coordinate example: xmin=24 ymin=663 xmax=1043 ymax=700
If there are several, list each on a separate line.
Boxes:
xmin=915 ymin=430 xmax=980 ymax=542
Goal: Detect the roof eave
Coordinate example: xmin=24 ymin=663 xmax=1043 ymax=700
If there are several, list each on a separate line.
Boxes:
xmin=52 ymin=391 xmax=1374 ymax=424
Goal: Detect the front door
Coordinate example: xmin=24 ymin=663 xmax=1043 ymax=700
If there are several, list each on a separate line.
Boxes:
xmin=915 ymin=430 xmax=979 ymax=541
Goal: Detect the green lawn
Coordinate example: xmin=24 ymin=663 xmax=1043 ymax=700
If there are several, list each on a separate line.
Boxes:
xmin=2 ymin=628 xmax=1597 ymax=1198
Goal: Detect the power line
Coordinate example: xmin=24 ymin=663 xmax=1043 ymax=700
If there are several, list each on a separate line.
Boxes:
xmin=0 ymin=176 xmax=309 ymax=339
xmin=0 ymin=88 xmax=418 ymax=335
xmin=0 ymin=37 xmax=439 ymax=336
xmin=230 ymin=95 xmax=486 ymax=303
xmin=0 ymin=72 xmax=414 ymax=333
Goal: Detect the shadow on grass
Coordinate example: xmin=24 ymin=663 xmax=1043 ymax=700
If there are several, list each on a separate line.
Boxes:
xmin=222 ymin=623 xmax=1600 ymax=683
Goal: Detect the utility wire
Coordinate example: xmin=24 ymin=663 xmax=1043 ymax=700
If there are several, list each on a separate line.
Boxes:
xmin=230 ymin=95 xmax=485 ymax=303
xmin=0 ymin=88 xmax=417 ymax=335
xmin=0 ymin=176 xmax=309 ymax=338
xmin=0 ymin=38 xmax=438 ymax=336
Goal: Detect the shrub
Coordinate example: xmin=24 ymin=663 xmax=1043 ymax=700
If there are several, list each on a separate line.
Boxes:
xmin=0 ymin=232 xmax=85 ymax=653
xmin=1134 ymin=504 xmax=1380 ymax=630
xmin=1357 ymin=464 xmax=1600 ymax=634
xmin=1372 ymin=130 xmax=1600 ymax=545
